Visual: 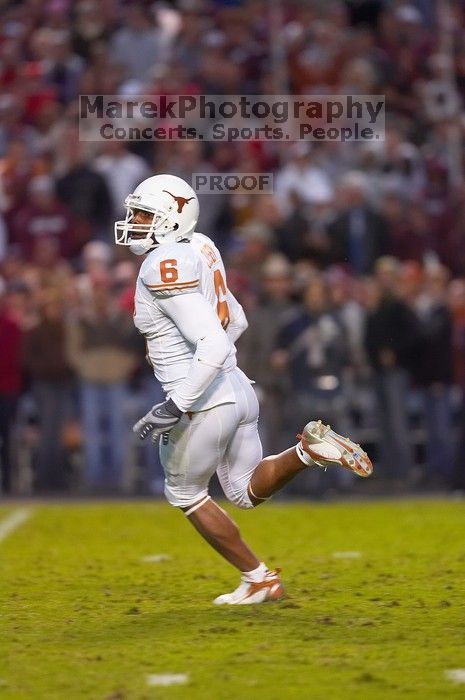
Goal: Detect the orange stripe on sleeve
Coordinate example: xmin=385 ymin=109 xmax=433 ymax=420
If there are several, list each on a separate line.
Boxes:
xmin=145 ymin=279 xmax=199 ymax=290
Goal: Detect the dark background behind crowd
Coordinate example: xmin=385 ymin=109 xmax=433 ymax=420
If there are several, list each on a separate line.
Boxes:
xmin=1 ymin=0 xmax=465 ymax=497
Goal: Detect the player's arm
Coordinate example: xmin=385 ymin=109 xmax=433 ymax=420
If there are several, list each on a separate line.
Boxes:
xmin=159 ymin=292 xmax=232 ymax=411
xmin=225 ymin=290 xmax=248 ymax=344
xmin=133 ymin=293 xmax=231 ymax=440
xmin=133 ymin=252 xmax=232 ymax=439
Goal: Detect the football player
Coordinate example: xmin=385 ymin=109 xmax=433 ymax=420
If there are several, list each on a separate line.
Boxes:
xmin=115 ymin=174 xmax=372 ymax=605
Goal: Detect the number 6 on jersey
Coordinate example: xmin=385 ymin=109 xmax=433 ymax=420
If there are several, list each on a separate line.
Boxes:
xmin=160 ymin=259 xmax=179 ymax=283
xmin=159 ymin=258 xmax=230 ymax=330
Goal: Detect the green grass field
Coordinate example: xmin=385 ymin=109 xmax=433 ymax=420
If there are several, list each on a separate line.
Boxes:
xmin=1 ymin=499 xmax=464 ymax=700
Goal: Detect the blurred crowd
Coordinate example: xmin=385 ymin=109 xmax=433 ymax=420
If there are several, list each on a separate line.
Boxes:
xmin=1 ymin=0 xmax=465 ymax=496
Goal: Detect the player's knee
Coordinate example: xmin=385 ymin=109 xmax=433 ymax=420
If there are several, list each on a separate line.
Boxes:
xmin=164 ymin=482 xmax=209 ymax=509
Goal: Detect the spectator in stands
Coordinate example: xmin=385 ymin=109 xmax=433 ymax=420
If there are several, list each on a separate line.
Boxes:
xmin=328 ymin=171 xmax=389 ymax=274
xmin=72 ymin=0 xmax=112 ymax=60
xmin=73 ymin=241 xmax=113 ymax=307
xmin=238 ymin=254 xmax=297 ymax=454
xmin=22 ymin=287 xmax=74 ymax=491
xmin=442 ymin=183 xmax=465 ymax=276
xmin=0 ymin=95 xmax=37 ymax=158
xmin=326 ymin=266 xmax=367 ymax=372
xmin=273 ymin=276 xmax=349 ymax=445
xmin=413 ymin=264 xmax=454 ymax=483
xmin=403 ymin=204 xmax=438 ymax=264
xmin=272 ymin=275 xmax=352 ymax=492
xmin=110 ymin=4 xmax=172 ymax=82
xmin=364 ymin=259 xmax=420 ymax=481
xmin=0 ymin=279 xmax=23 ymax=493
xmin=27 ymin=237 xmax=73 ymax=293
xmin=55 ymin=126 xmax=113 ymax=241
xmin=448 ymin=278 xmax=465 ymax=492
xmin=10 ymin=175 xmax=89 ymax=262
xmin=230 ymin=221 xmax=275 ymax=291
xmin=373 ymin=126 xmax=426 ymax=201
xmin=0 ymin=140 xmax=36 ymax=217
xmin=44 ymin=30 xmax=85 ymax=105
xmin=383 ymin=193 xmax=413 ymax=261
xmin=65 ymin=279 xmax=138 ymax=492
xmin=274 ymin=143 xmax=333 ymax=218
xmin=94 ymin=141 xmax=150 ymax=220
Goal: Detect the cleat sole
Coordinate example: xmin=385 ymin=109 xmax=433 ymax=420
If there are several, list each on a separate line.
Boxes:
xmin=299 ymin=421 xmax=373 ymax=478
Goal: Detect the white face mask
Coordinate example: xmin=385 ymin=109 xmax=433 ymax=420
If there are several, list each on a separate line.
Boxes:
xmin=115 ymin=204 xmax=174 ymax=254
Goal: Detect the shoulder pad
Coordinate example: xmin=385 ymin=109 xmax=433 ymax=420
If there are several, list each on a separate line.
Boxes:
xmin=192 ymin=232 xmax=221 ymax=269
xmin=141 ymin=243 xmax=200 ymax=298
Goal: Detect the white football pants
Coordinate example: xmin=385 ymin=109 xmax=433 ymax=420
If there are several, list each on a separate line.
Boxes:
xmin=160 ymin=368 xmax=262 ymax=509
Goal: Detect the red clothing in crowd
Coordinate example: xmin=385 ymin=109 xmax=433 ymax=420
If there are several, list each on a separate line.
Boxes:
xmin=0 ymin=313 xmax=22 ymax=394
xmin=117 ymin=286 xmax=136 ymax=316
xmin=10 ymin=201 xmax=88 ymax=260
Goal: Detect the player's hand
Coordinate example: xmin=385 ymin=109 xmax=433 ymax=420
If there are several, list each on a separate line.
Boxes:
xmin=133 ymin=398 xmax=183 ymax=440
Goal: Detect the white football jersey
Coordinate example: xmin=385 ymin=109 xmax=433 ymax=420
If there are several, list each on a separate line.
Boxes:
xmin=134 ymin=232 xmax=242 ymax=411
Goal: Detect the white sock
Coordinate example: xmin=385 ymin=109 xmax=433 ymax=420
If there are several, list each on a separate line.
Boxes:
xmin=295 ymin=442 xmax=315 ymax=466
xmin=242 ymin=561 xmax=268 ymax=582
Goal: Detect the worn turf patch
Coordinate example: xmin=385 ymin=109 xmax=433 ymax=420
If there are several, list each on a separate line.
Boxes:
xmin=1 ymin=500 xmax=464 ymax=699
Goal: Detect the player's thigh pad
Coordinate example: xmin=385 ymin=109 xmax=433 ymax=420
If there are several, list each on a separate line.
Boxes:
xmin=160 ymin=403 xmax=239 ymax=508
xmin=216 ymin=372 xmax=263 ymax=509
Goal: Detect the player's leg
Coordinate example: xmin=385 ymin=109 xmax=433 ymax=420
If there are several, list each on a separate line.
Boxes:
xmin=159 ymin=405 xmax=262 ymax=572
xmin=184 ymin=492 xmax=284 ymax=604
xmin=219 ymin=370 xmax=372 ymax=507
xmin=184 ymin=497 xmax=259 ymax=571
xmin=158 ymin=373 xmax=371 ymax=604
xmin=160 ymin=403 xmax=283 ymax=604
xmin=210 ymin=375 xmax=370 ymax=604
xmin=215 ymin=409 xmax=299 ymax=504
xmin=248 ymin=431 xmax=372 ymax=504
xmin=247 ymin=448 xmax=310 ymax=504
xmin=247 ymin=427 xmax=372 ymax=504
xmin=215 ymin=379 xmax=305 ymax=506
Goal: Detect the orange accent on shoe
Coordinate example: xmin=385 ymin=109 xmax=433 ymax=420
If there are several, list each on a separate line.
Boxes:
xmin=300 ymin=433 xmax=373 ymax=477
xmin=330 ymin=435 xmax=373 ymax=476
xmin=244 ymin=569 xmax=285 ymax=601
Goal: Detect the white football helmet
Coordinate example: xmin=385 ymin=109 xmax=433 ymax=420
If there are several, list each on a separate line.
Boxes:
xmin=114 ymin=174 xmax=199 ymax=255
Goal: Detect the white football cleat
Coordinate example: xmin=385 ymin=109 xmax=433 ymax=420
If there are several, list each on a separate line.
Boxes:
xmin=297 ymin=420 xmax=373 ymax=478
xmin=213 ymin=568 xmax=284 ymax=605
